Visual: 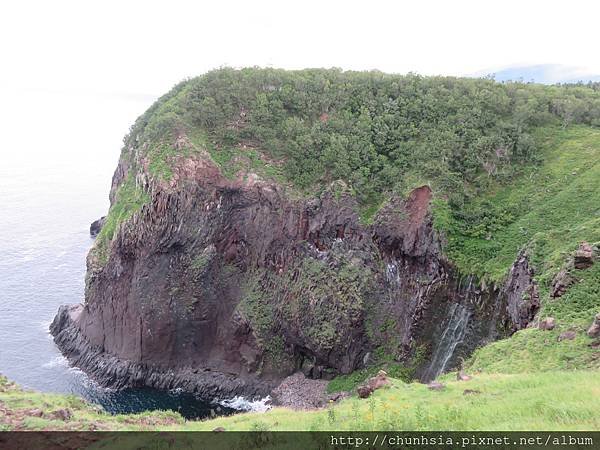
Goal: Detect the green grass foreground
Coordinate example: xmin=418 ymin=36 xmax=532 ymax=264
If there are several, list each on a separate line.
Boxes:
xmin=2 ymin=371 xmax=600 ymax=431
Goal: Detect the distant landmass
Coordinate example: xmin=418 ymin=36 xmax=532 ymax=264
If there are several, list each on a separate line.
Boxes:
xmin=474 ymin=64 xmax=600 ymax=84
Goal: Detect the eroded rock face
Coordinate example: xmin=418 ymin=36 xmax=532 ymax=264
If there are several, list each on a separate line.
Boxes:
xmin=503 ymin=252 xmax=540 ymax=332
xmin=50 ymin=149 xmax=540 ymax=398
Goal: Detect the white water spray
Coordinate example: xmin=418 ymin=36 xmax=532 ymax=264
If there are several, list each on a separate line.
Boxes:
xmin=423 ymin=303 xmax=471 ymax=381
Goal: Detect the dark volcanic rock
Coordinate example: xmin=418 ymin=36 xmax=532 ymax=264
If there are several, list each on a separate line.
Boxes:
xmin=50 ymin=304 xmax=273 ymax=399
xmin=50 ymin=143 xmax=540 ymax=399
xmin=502 ymin=251 xmax=540 ymax=332
xmin=357 ymin=385 xmax=373 ymax=399
xmin=89 ymin=217 xmax=106 ymax=237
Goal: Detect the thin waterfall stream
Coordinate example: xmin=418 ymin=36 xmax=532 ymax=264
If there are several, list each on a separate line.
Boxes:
xmin=422 ymin=303 xmax=471 ymax=381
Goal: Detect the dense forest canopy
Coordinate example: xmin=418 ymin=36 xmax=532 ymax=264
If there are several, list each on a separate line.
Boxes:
xmin=124 ymin=68 xmax=600 ymax=207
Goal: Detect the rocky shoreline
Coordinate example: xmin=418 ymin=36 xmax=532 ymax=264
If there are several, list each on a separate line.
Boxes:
xmin=51 ymin=304 xmax=349 ymax=409
xmin=50 ymin=304 xmax=276 ymax=400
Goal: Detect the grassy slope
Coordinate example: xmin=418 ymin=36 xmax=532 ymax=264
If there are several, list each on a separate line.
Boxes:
xmin=183 ymin=371 xmax=600 ymax=431
xmin=437 ymin=125 xmax=600 ymax=285
xmin=467 ymin=263 xmax=600 ymax=374
xmin=432 ymin=125 xmax=600 ymax=374
xmin=3 ymin=372 xmax=600 ymax=431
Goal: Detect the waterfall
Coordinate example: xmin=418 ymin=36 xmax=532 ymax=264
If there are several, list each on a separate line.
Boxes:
xmin=422 ymin=303 xmax=471 ymax=381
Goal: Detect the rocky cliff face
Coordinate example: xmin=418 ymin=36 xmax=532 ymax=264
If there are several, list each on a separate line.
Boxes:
xmin=51 ymin=139 xmax=539 ymax=398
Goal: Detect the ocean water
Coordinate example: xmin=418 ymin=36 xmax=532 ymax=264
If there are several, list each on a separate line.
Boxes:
xmin=0 ymin=89 xmax=248 ymax=419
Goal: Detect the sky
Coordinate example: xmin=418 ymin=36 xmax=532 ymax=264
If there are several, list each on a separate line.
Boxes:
xmin=1 ymin=0 xmax=599 ymax=186
xmin=2 ymin=0 xmax=600 ymax=100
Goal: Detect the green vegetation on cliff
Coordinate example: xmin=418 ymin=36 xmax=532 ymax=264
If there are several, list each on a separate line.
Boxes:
xmin=103 ymin=68 xmax=600 ymax=275
xmin=431 ymin=126 xmax=600 ymax=374
xmin=94 ymin=173 xmax=149 ymax=264
xmin=125 ymin=67 xmax=600 ymax=203
xmin=466 ymin=263 xmax=600 ymax=374
xmin=434 ymin=125 xmax=600 ymax=285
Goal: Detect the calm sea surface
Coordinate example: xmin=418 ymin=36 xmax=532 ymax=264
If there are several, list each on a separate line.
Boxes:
xmin=0 ymin=89 xmax=243 ymax=419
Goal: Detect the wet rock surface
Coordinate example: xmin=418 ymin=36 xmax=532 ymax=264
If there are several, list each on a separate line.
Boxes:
xmin=50 ymin=305 xmax=275 ymax=399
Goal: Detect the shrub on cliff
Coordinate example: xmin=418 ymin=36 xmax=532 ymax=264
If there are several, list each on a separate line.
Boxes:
xmin=124 ymin=68 xmax=600 ymax=205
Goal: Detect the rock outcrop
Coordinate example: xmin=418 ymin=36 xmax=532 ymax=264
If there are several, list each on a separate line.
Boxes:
xmin=356 ymin=370 xmax=391 ymax=399
xmin=539 ymin=317 xmax=556 ymax=331
xmin=574 ymin=242 xmax=595 ymax=270
xmin=89 ymin=216 xmax=106 ymax=237
xmin=551 ymin=268 xmax=575 ymax=298
xmin=558 ymin=330 xmax=577 ymax=341
xmin=587 ymin=314 xmax=600 ymax=338
xmin=502 ymin=251 xmax=540 ymax=331
xmin=50 ymin=138 xmax=541 ymax=399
